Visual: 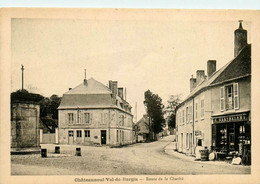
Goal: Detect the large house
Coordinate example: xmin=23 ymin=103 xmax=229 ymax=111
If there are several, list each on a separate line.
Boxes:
xmin=58 ymin=77 xmax=134 ymax=146
xmin=176 ymin=21 xmax=251 ymax=156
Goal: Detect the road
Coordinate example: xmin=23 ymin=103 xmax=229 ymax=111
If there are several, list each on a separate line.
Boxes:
xmin=11 ymin=135 xmax=250 ymax=175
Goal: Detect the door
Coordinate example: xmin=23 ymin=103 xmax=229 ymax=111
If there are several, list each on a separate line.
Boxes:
xmin=68 ymin=130 xmax=74 ymax=144
xmin=101 ymin=130 xmax=106 ymax=145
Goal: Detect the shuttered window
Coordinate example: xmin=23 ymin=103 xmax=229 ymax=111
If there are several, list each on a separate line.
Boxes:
xmin=68 ymin=113 xmax=74 ymax=124
xmin=220 ymin=87 xmax=225 ymax=111
xmin=195 ymin=103 xmax=198 ymax=121
xmin=201 ymin=99 xmax=204 ymax=119
xmin=234 ymin=83 xmax=239 ymax=109
xmin=84 ymin=113 xmax=90 ymax=124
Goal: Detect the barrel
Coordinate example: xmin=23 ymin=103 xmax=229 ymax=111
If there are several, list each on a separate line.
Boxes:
xmin=200 ymin=149 xmax=209 ymax=161
xmin=41 ymin=149 xmax=47 ymax=158
xmin=55 ymin=146 xmax=60 ymax=154
xmin=76 ymin=148 xmax=81 ymax=156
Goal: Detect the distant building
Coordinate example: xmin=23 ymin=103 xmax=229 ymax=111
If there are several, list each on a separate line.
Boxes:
xmin=11 ymin=90 xmax=43 ymax=148
xmin=134 ymin=115 xmax=150 ymax=142
xmin=58 ymin=78 xmax=134 ymax=146
xmin=176 ymin=21 xmax=251 ymax=155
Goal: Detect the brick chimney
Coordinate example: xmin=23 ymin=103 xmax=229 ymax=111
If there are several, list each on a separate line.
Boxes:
xmin=190 ymin=75 xmax=197 ymax=92
xmin=118 ymin=87 xmax=124 ymax=99
xmin=207 ymin=60 xmax=216 ymax=78
xmin=196 ymin=70 xmax=205 ymax=86
xmin=234 ymin=20 xmax=247 ymax=57
xmin=109 ymin=80 xmax=118 ymax=99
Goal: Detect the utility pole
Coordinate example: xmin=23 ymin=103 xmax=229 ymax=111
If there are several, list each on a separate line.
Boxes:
xmin=21 ymin=65 xmax=24 ymax=90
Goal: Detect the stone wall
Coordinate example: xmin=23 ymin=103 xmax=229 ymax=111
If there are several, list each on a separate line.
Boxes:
xmin=11 ymin=103 xmax=40 ymax=148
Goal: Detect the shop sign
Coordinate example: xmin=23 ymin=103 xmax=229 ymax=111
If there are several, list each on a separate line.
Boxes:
xmin=212 ymin=113 xmax=248 ymax=124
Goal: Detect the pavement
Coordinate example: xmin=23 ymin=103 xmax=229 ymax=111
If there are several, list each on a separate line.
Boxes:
xmin=163 ymin=141 xmax=249 ymax=167
xmin=11 ymin=135 xmax=250 ymax=175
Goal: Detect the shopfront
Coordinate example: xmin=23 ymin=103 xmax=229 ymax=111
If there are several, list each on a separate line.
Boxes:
xmin=211 ymin=112 xmax=251 ymax=154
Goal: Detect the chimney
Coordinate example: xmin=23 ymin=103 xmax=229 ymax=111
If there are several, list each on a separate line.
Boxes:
xmin=109 ymin=80 xmax=118 ymax=99
xmin=190 ymin=75 xmax=197 ymax=92
xmin=207 ymin=60 xmax=216 ymax=78
xmin=84 ymin=79 xmax=87 ymax=86
xmin=118 ymin=87 xmax=124 ymax=99
xmin=234 ymin=20 xmax=247 ymax=57
xmin=196 ymin=70 xmax=205 ymax=85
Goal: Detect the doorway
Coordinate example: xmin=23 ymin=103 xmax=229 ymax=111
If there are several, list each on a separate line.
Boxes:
xmin=101 ymin=130 xmax=106 ymax=145
xmin=68 ymin=130 xmax=74 ymax=144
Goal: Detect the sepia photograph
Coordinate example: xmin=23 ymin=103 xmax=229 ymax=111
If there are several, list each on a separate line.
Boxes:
xmin=1 ymin=6 xmax=260 ymax=184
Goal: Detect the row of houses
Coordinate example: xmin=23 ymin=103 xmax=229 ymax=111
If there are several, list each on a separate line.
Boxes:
xmin=175 ymin=21 xmax=251 ymax=156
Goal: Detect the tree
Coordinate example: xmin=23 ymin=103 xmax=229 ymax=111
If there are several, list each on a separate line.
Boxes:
xmin=39 ymin=94 xmax=61 ymax=119
xmin=165 ymin=94 xmax=181 ymax=129
xmin=144 ymin=90 xmax=165 ymax=140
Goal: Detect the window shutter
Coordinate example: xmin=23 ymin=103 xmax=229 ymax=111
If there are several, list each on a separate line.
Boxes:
xmin=234 ymin=83 xmax=239 ymax=109
xmin=90 ymin=113 xmax=93 ymax=124
xmin=220 ymin=87 xmax=225 ymax=111
xmin=66 ymin=113 xmax=69 ymax=124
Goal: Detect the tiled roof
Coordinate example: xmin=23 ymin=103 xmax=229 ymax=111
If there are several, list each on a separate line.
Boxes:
xmin=65 ymin=78 xmax=112 ymax=95
xmin=58 ymin=94 xmax=113 ymax=109
xmin=179 ymin=44 xmax=251 ymax=106
xmin=211 ymin=44 xmax=251 ymax=85
xmin=58 ymin=77 xmax=114 ymax=109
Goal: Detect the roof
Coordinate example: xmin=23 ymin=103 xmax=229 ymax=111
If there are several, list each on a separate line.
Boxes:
xmin=40 ymin=117 xmax=58 ymax=127
xmin=211 ymin=44 xmax=251 ymax=85
xmin=58 ymin=94 xmax=113 ymax=109
xmin=179 ymin=44 xmax=251 ymax=107
xmin=65 ymin=78 xmax=112 ymax=95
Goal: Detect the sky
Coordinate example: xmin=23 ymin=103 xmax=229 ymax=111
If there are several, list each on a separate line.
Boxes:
xmin=11 ymin=11 xmax=252 ymax=121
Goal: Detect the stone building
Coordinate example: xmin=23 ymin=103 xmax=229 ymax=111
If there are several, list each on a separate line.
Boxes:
xmin=134 ymin=115 xmax=150 ymax=142
xmin=58 ymin=77 xmax=134 ymax=146
xmin=11 ymin=90 xmax=43 ymax=148
xmin=176 ymin=21 xmax=251 ymax=156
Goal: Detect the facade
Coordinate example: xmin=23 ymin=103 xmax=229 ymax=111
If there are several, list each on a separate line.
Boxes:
xmin=11 ymin=90 xmax=43 ymax=148
xmin=58 ymin=78 xmax=134 ymax=146
xmin=176 ymin=21 xmax=251 ymax=156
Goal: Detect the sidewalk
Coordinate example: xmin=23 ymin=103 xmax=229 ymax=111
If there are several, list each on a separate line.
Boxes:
xmin=164 ymin=142 xmax=250 ymax=168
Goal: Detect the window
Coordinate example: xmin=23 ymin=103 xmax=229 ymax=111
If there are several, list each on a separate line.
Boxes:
xmin=77 ymin=130 xmax=82 ymax=137
xmin=195 ymin=102 xmax=198 ymax=121
xmin=220 ymin=86 xmax=225 ymax=111
xmin=234 ymin=83 xmax=239 ymax=109
xmin=84 ymin=113 xmax=90 ymax=124
xmin=85 ymin=130 xmax=90 ymax=137
xmin=220 ymin=83 xmax=239 ymax=111
xmin=68 ymin=130 xmax=74 ymax=137
xmin=68 ymin=113 xmax=74 ymax=124
xmin=117 ymin=130 xmax=119 ymax=142
xmin=186 ymin=107 xmax=189 ymax=123
xmin=226 ymin=85 xmax=233 ymax=110
xmin=189 ymin=105 xmax=192 ymax=122
xmin=201 ymin=99 xmax=204 ymax=119
xmin=186 ymin=133 xmax=189 ymax=148
xmin=122 ymin=131 xmax=124 ymax=142
xmin=182 ymin=110 xmax=185 ymax=123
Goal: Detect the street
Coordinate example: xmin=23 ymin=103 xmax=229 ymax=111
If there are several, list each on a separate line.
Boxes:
xmin=11 ymin=135 xmax=250 ymax=175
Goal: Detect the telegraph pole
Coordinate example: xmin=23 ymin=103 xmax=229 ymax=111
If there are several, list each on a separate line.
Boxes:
xmin=21 ymin=65 xmax=24 ymax=90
